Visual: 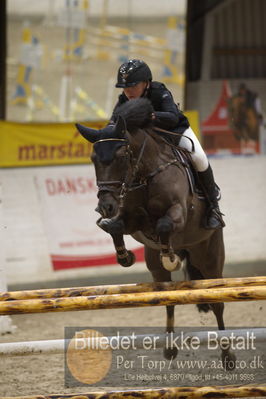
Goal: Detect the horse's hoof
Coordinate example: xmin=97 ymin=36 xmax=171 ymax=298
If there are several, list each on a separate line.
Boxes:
xmin=164 ymin=345 xmax=178 ymax=360
xmin=161 ymin=254 xmax=182 ymax=272
xmin=117 ymin=250 xmax=136 ymax=267
xmin=222 ymin=351 xmax=237 ymax=371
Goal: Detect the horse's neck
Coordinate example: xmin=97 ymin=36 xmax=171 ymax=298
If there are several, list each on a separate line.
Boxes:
xmin=130 ymin=128 xmax=172 ymax=173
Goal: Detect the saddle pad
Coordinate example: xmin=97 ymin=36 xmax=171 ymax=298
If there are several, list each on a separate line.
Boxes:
xmin=173 ymin=148 xmax=221 ymax=202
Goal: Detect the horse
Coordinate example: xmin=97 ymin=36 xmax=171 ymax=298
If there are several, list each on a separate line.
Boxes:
xmin=227 ymin=95 xmax=260 ymax=143
xmin=76 ymin=97 xmax=235 ymax=369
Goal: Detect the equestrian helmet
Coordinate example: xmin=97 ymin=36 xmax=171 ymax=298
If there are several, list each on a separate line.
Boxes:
xmin=115 ymin=59 xmax=152 ymax=88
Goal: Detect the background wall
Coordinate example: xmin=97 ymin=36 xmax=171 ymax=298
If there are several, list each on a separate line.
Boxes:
xmin=7 ymin=2 xmax=186 ymax=122
xmin=1 ymin=156 xmax=265 ymax=288
xmin=7 ymin=0 xmax=186 ymax=18
xmin=2 ymin=0 xmax=265 ymax=291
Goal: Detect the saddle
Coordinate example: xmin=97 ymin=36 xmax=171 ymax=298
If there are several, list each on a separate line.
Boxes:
xmin=152 ymin=127 xmax=221 ymax=202
xmin=172 ymin=147 xmax=221 ymax=202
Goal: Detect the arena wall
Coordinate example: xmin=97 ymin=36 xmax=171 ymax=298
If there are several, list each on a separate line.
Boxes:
xmin=1 ymin=156 xmax=265 ymax=288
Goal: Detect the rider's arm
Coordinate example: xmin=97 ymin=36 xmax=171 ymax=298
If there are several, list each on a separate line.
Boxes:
xmin=153 ymin=90 xmax=180 ymax=130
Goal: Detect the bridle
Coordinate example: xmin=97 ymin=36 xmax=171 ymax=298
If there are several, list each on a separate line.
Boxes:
xmin=95 ymin=132 xmax=180 ymax=212
xmin=96 ymin=136 xmax=148 ymax=210
xmin=95 ymin=138 xmax=130 ymax=195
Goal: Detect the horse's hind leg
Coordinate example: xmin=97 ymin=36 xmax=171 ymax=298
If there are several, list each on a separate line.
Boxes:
xmin=209 ymin=302 xmax=236 ymax=370
xmin=145 ymin=246 xmax=177 ymax=359
xmin=145 ymin=246 xmax=174 ymax=330
xmin=186 ymin=232 xmax=236 ymax=370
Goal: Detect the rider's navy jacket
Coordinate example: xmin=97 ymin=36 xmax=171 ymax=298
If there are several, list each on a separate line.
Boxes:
xmin=110 ymin=81 xmax=190 ymax=134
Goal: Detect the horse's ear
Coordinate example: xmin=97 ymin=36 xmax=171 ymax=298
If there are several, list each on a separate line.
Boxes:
xmin=75 ymin=123 xmax=100 ymax=143
xmin=115 ymin=116 xmax=127 ymax=138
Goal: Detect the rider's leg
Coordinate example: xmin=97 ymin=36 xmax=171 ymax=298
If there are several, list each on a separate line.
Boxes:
xmin=179 ymin=127 xmax=225 ymax=229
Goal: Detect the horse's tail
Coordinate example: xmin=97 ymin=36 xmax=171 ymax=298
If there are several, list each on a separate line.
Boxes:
xmin=185 ymin=261 xmax=212 ymax=313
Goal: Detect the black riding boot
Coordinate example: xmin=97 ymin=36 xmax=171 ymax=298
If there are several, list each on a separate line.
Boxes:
xmin=198 ymin=165 xmax=225 ymax=230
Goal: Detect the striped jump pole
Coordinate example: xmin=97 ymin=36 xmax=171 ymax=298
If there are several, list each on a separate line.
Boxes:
xmin=1 ymin=327 xmax=266 ymax=357
xmin=2 ymin=276 xmax=266 ymax=301
xmin=1 ymin=384 xmax=266 ymax=399
xmin=1 ymin=285 xmax=266 ymax=315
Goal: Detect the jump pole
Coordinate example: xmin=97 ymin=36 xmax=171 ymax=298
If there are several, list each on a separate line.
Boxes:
xmin=2 ymin=327 xmax=266 ymax=357
xmin=1 ymin=384 xmax=266 ymax=399
xmin=1 ymin=285 xmax=266 ymax=315
xmin=2 ymin=276 xmax=266 ymax=301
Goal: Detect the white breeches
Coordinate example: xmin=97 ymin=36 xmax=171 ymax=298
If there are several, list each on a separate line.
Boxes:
xmin=179 ymin=127 xmax=209 ymax=172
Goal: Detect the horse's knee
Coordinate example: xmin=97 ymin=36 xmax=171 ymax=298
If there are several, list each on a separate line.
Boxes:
xmin=156 ymin=216 xmax=174 ymax=235
xmin=166 ymin=203 xmax=186 ymax=231
xmin=97 ymin=217 xmax=125 ymax=235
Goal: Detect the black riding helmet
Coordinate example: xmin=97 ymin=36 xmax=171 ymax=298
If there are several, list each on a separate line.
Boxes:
xmin=115 ymin=59 xmax=152 ymax=88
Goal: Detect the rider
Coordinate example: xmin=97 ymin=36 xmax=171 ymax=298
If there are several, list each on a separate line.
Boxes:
xmin=110 ymin=59 xmax=225 ymax=230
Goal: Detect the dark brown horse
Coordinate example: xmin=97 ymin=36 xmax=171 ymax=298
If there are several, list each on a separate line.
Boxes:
xmin=76 ymin=98 xmax=235 ymax=368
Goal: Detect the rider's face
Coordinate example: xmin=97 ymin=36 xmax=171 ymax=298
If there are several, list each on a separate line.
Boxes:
xmin=123 ymin=81 xmax=148 ymax=100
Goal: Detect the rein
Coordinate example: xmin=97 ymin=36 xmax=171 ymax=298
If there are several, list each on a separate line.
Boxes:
xmin=95 ymin=137 xmax=148 ymax=206
xmin=96 ymin=139 xmax=128 ymax=194
xmin=154 ymin=127 xmax=195 ymax=152
xmin=95 ymin=132 xmax=182 ymax=211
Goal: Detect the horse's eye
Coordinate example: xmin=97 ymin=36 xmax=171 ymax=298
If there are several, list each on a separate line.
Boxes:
xmin=115 ymin=147 xmax=127 ymax=160
xmin=116 ymin=154 xmax=127 ymax=163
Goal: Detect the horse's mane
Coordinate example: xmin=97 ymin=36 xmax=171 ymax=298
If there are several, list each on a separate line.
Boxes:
xmin=113 ymin=97 xmax=175 ymax=149
xmin=114 ymin=98 xmax=154 ymax=132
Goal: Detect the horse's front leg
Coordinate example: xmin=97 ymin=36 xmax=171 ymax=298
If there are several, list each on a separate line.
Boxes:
xmin=111 ymin=233 xmax=136 ymax=267
xmin=156 ymin=203 xmax=185 ymax=272
xmin=96 ymin=216 xmax=136 ymax=267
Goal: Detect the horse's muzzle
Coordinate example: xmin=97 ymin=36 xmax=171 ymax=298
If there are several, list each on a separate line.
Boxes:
xmin=97 ymin=203 xmax=116 ymax=218
xmin=97 ymin=192 xmax=119 ymax=218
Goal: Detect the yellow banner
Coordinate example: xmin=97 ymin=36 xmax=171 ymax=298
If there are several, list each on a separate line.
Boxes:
xmin=0 ymin=121 xmax=105 ymax=167
xmin=0 ymin=111 xmax=200 ymax=168
xmin=185 ymin=110 xmax=201 ymax=141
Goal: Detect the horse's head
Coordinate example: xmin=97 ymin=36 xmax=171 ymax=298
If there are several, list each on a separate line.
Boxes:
xmin=76 ymin=117 xmax=130 ymax=218
xmin=76 ymin=98 xmax=154 ymax=220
